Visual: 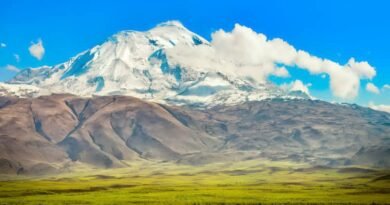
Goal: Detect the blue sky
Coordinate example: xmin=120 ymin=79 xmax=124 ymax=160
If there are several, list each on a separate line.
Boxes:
xmin=0 ymin=0 xmax=389 ymax=106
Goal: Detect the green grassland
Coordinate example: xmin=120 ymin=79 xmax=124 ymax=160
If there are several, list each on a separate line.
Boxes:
xmin=0 ymin=160 xmax=389 ymax=205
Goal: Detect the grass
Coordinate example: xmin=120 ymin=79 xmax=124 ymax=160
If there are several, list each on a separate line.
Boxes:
xmin=0 ymin=159 xmax=389 ymax=204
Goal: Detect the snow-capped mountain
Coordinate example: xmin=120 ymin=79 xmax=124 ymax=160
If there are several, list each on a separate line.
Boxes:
xmin=4 ymin=21 xmax=308 ymax=106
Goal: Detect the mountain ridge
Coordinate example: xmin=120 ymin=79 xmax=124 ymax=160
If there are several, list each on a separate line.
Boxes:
xmin=0 ymin=94 xmax=389 ymax=175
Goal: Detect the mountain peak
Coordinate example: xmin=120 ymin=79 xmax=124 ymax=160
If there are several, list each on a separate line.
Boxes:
xmin=156 ymin=20 xmax=186 ymax=29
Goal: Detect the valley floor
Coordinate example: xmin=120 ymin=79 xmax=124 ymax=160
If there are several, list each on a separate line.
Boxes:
xmin=0 ymin=160 xmax=389 ymax=205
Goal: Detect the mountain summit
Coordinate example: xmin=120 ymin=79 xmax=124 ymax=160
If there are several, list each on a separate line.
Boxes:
xmin=3 ymin=21 xmax=308 ymax=106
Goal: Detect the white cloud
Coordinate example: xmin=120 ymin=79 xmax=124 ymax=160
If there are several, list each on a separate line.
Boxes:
xmin=290 ymin=80 xmax=310 ymax=94
xmin=327 ymin=65 xmax=360 ymax=99
xmin=29 ymin=39 xmax=45 ymax=60
xmin=366 ymin=82 xmax=380 ymax=94
xmin=281 ymin=80 xmax=311 ymax=95
xmin=272 ymin=66 xmax=290 ymax=78
xmin=14 ymin=54 xmax=20 ymax=62
xmin=347 ymin=58 xmax=376 ymax=79
xmin=4 ymin=64 xmax=20 ymax=72
xmin=369 ymin=102 xmax=390 ymax=113
xmin=166 ymin=24 xmax=376 ymax=100
xmin=0 ymin=43 xmax=6 ymax=48
xmin=166 ymin=24 xmax=299 ymax=82
xmin=383 ymin=84 xmax=390 ymax=90
xmin=294 ymin=53 xmax=374 ymax=99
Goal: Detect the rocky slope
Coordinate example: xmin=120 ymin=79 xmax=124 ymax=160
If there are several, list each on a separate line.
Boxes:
xmin=0 ymin=94 xmax=389 ymax=175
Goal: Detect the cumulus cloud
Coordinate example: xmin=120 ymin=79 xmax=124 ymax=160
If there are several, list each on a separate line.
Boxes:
xmin=383 ymin=84 xmax=390 ymax=90
xmin=14 ymin=54 xmax=20 ymax=62
xmin=166 ymin=24 xmax=376 ymax=99
xmin=366 ymin=83 xmax=380 ymax=94
xmin=281 ymin=80 xmax=311 ymax=95
xmin=29 ymin=39 xmax=45 ymax=60
xmin=272 ymin=66 xmax=290 ymax=78
xmin=347 ymin=58 xmax=376 ymax=79
xmin=0 ymin=43 xmax=6 ymax=48
xmin=4 ymin=64 xmax=20 ymax=72
xmin=369 ymin=102 xmax=390 ymax=113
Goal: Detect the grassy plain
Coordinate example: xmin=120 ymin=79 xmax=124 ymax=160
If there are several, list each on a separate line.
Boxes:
xmin=0 ymin=160 xmax=389 ymax=204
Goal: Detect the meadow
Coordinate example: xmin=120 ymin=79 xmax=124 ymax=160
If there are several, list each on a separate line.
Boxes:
xmin=0 ymin=160 xmax=389 ymax=205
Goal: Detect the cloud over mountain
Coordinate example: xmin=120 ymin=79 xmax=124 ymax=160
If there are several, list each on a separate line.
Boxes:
xmin=366 ymin=82 xmax=380 ymax=94
xmin=369 ymin=102 xmax=390 ymax=113
xmin=281 ymin=80 xmax=311 ymax=95
xmin=167 ymin=23 xmax=376 ymax=99
xmin=4 ymin=65 xmax=20 ymax=72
